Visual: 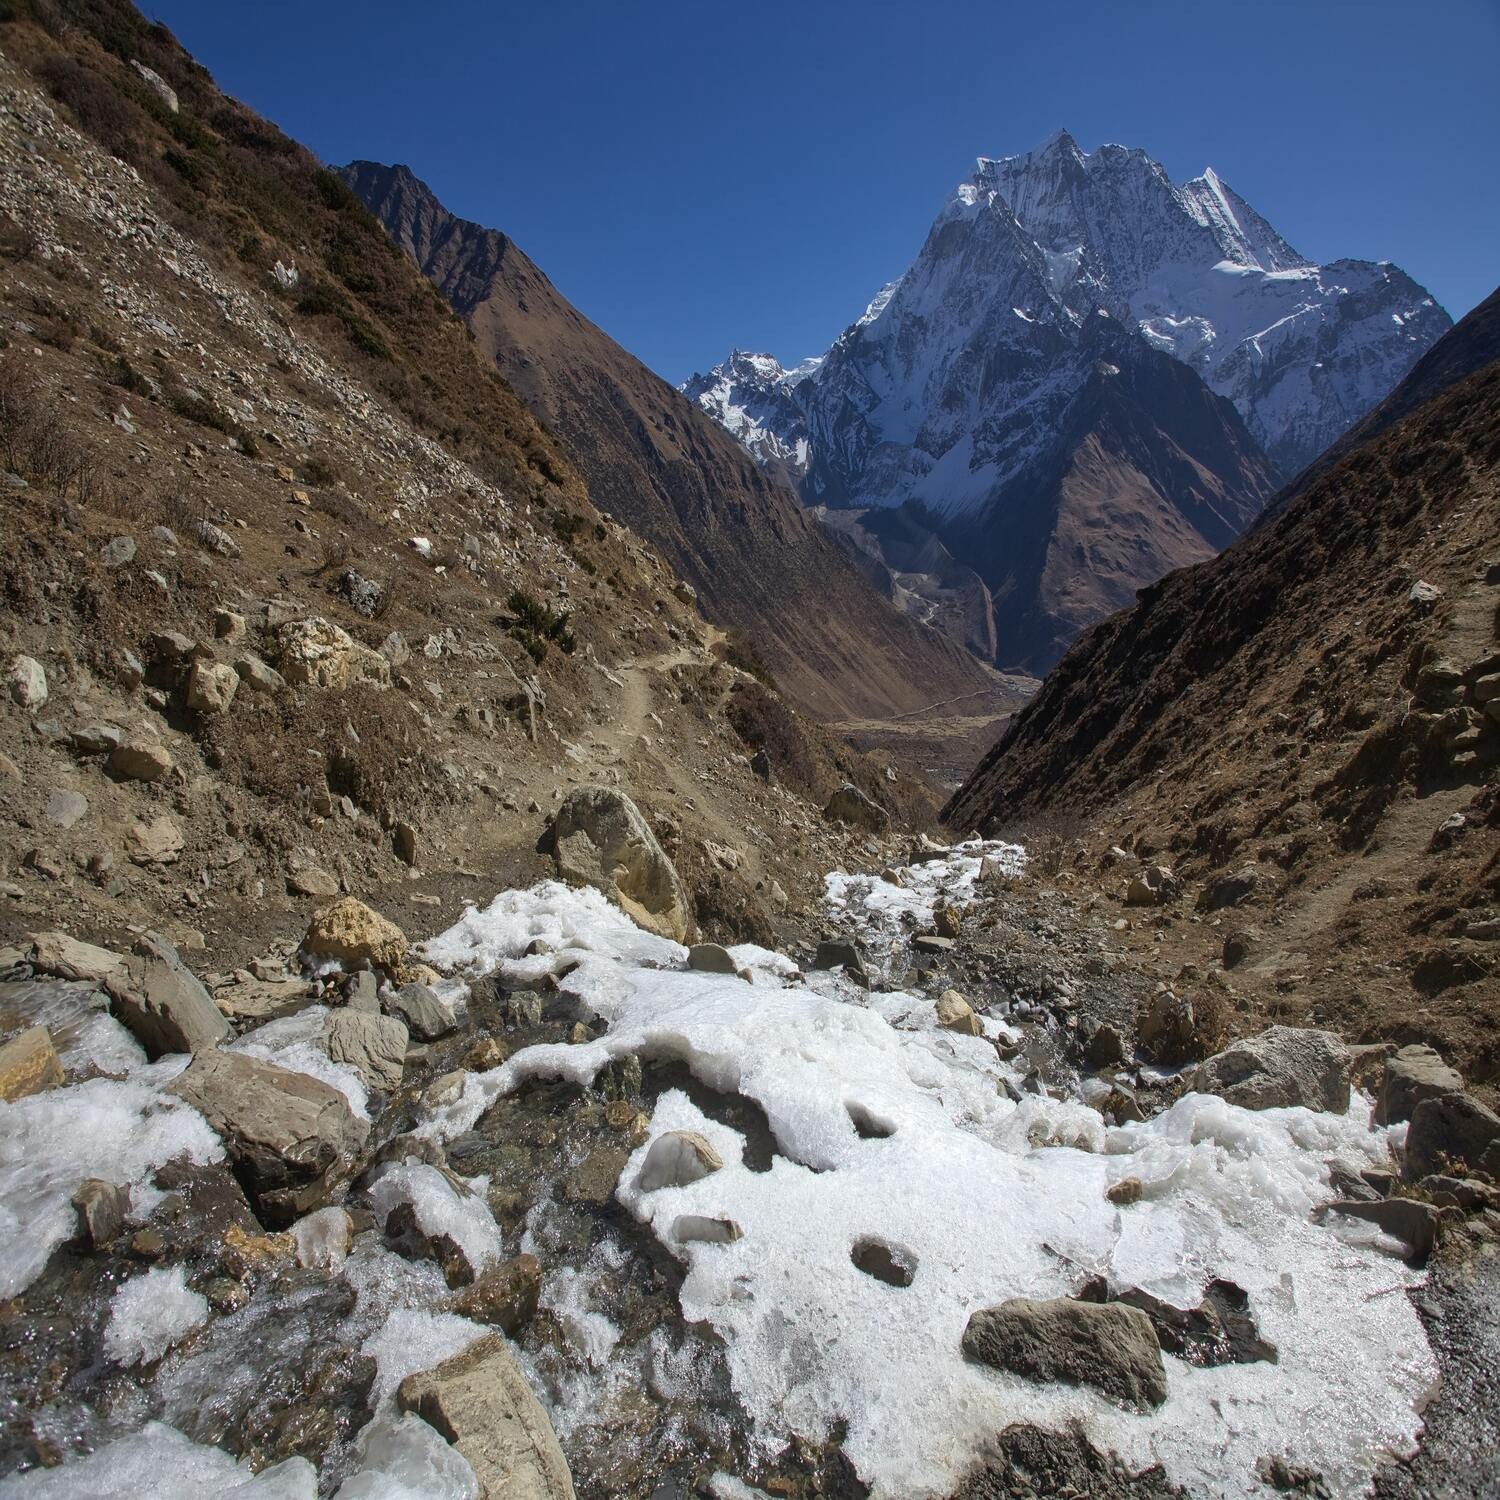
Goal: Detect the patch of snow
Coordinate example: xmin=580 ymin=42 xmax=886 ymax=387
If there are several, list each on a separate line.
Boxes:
xmin=365 ymin=1160 xmax=504 ymax=1280
xmin=104 ymin=1265 xmax=209 ymax=1366
xmin=333 ymin=1412 xmax=479 ymax=1500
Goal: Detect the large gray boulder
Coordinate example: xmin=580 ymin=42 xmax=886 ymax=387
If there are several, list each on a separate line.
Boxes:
xmin=168 ymin=1048 xmax=370 ymax=1226
xmin=385 ymin=982 xmax=455 ymax=1042
xmin=1375 ymin=1044 xmax=1464 ymax=1126
xmin=1404 ymin=1092 xmax=1500 ymax=1181
xmin=823 ymin=783 xmax=889 ymax=835
xmin=542 ymin=787 xmax=692 ymax=943
xmin=398 ymin=1333 xmax=576 ymax=1499
xmin=962 ymin=1296 xmax=1168 ymax=1409
xmin=105 ymin=931 xmax=230 ymax=1057
xmin=321 ymin=1009 xmax=408 ymax=1092
xmin=1191 ymin=1026 xmax=1350 ymax=1114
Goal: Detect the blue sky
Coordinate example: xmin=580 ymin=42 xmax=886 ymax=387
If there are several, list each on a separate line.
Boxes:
xmin=148 ymin=0 xmax=1498 ymax=385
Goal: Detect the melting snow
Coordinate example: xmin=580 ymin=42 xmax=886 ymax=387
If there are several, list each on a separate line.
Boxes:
xmin=103 ymin=1264 xmax=209 ymax=1367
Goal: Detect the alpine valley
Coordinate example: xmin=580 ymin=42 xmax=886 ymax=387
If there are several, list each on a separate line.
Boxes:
xmin=686 ymin=131 xmax=1451 ymax=671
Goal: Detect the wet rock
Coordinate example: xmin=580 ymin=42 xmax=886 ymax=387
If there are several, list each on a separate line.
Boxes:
xmin=962 ymin=1296 xmax=1168 ymax=1409
xmin=541 ymin=786 xmax=692 ymax=943
xmin=812 ymin=938 xmax=868 ymax=985
xmin=72 ymin=1179 xmax=130 ymax=1249
xmin=168 ymin=1048 xmax=370 ymax=1227
xmin=213 ymin=976 xmax=315 ymax=1023
xmin=851 ymin=1236 xmax=917 ymax=1287
xmin=0 ymin=1025 xmax=64 ymax=1101
xmin=385 ymin=982 xmax=454 ymax=1041
xmin=564 ymin=1145 xmax=630 ymax=1205
xmin=1090 ymin=1278 xmax=1278 ymax=1366
xmin=125 ymin=815 xmax=185 ymax=865
xmin=1192 ymin=1026 xmax=1350 ymax=1113
xmin=397 ymin=1333 xmax=576 ymax=1500
xmin=105 ymin=931 xmax=231 ymax=1056
xmin=1404 ymin=1092 xmax=1500 ymax=1181
xmin=344 ymin=970 xmax=380 ymax=1013
xmin=28 ymin=930 xmax=124 ymax=983
xmin=185 ymin=659 xmax=239 ymax=715
xmin=823 ymin=783 xmax=888 ymax=834
xmin=107 ymin=734 xmax=174 ymax=781
xmin=321 ymin=1009 xmax=407 ymax=1091
xmin=935 ymin=989 xmax=982 ymax=1036
xmin=449 ymin=1252 xmax=543 ymax=1333
xmin=464 ymin=1036 xmax=509 ymax=1071
xmin=1197 ymin=865 xmax=1261 ymax=912
xmin=687 ymin=942 xmax=737 ymax=974
xmin=300 ymin=896 xmax=408 ymax=973
xmin=1374 ymin=1044 xmax=1464 ymax=1127
xmin=1322 ymin=1197 xmax=1442 ymax=1264
xmin=275 ymin=617 xmax=391 ymax=690
xmin=1126 ymin=864 xmax=1180 ymax=906
xmin=8 ymin=654 xmax=47 ymax=710
xmin=673 ymin=1214 xmax=743 ymax=1245
xmin=638 ymin=1130 xmax=723 ymax=1190
xmin=383 ymin=1199 xmax=479 ymax=1289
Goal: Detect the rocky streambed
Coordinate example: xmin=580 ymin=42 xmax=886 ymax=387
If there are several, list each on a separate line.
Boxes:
xmin=0 ymin=833 xmax=1494 ymax=1499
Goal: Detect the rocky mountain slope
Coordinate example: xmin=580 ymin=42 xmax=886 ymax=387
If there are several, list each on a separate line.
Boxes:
xmin=687 ymin=132 xmax=1448 ymax=672
xmin=946 ymin=294 xmax=1500 ymax=1090
xmin=336 ymin=160 xmax=1015 ymax=730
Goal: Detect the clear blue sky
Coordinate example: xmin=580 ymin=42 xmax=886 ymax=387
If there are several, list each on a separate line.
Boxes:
xmin=148 ymin=0 xmax=1498 ymax=385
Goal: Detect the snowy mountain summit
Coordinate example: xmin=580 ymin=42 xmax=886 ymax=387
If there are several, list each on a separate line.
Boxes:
xmin=688 ymin=130 xmax=1449 ymax=492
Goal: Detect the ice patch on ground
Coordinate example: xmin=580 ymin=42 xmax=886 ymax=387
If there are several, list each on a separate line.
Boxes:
xmin=422 ymin=855 xmax=1435 ymax=1499
xmin=332 ymin=1412 xmax=478 ymax=1500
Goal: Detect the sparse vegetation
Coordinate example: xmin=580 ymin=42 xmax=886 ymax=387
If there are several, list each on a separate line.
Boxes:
xmin=505 ymin=588 xmax=574 ymax=662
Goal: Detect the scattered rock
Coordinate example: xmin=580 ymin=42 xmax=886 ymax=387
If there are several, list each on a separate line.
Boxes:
xmin=105 ymin=931 xmax=231 ymax=1057
xmin=321 ymin=1009 xmax=408 ymax=1091
xmin=912 ymin=934 xmax=955 ymax=955
xmin=288 ymin=866 xmax=340 ymax=898
xmin=1374 ymin=1044 xmax=1464 ymax=1126
xmin=638 ymin=1130 xmax=723 ymax=1191
xmin=234 ymin=652 xmax=286 ymax=695
xmin=812 ymin=939 xmax=868 ymax=985
xmin=275 ymin=617 xmax=391 ymax=691
xmin=1083 ymin=1020 xmax=1127 ymax=1069
xmin=1192 ymin=1026 xmax=1350 ymax=1114
xmin=301 ymin=897 xmax=408 ymax=973
xmin=961 ymin=1296 xmax=1168 ymax=1409
xmin=851 ymin=1236 xmax=917 ymax=1287
xmin=542 ymin=786 xmax=692 ymax=943
xmin=125 ymin=815 xmax=185 ymax=865
xmin=1126 ymin=865 xmax=1180 ymax=906
xmin=1197 ymin=865 xmax=1261 ymax=912
xmin=397 ymin=1334 xmax=576 ymax=1500
xmin=448 ymin=1253 xmax=543 ymax=1334
xmin=1322 ymin=1197 xmax=1442 ymax=1263
xmin=212 ymin=609 xmax=247 ymax=642
xmin=185 ymin=659 xmax=239 ymax=715
xmin=822 ymin=783 xmax=889 ymax=834
xmin=167 ymin=1048 xmax=370 ymax=1226
xmin=44 ymin=789 xmax=89 ymax=828
xmin=385 ymin=982 xmax=454 ymax=1041
xmin=1404 ymin=1091 xmax=1500 ymax=1180
xmin=27 ymin=930 xmax=124 ymax=983
xmin=8 ymin=654 xmax=47 ymax=710
xmin=1137 ymin=990 xmax=1222 ymax=1067
xmin=72 ymin=1178 xmax=130 ymax=1249
xmin=194 ymin=519 xmax=242 ymax=558
xmin=933 ymin=903 xmax=963 ymax=939
xmin=100 ymin=535 xmax=137 ymax=568
xmin=935 ymin=989 xmax=982 ymax=1036
xmin=107 ymin=734 xmax=174 ymax=782
xmin=0 ymin=1025 xmax=64 ymax=1101
xmin=393 ymin=821 xmax=418 ymax=866
xmin=687 ymin=942 xmax=737 ymax=974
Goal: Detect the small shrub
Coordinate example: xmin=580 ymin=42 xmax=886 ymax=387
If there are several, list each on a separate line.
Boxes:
xmin=504 ymin=588 xmax=574 ymax=662
xmin=302 ymin=456 xmax=340 ymax=489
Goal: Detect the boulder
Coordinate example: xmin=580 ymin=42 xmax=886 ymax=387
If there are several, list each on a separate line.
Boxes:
xmin=1197 ymin=865 xmax=1261 ymax=912
xmin=185 ymin=660 xmax=239 ymax=715
xmin=962 ymin=1296 xmax=1168 ymax=1409
xmin=637 ymin=1130 xmax=722 ymax=1191
xmin=812 ymin=939 xmax=868 ymax=985
xmin=1375 ymin=1044 xmax=1464 ymax=1127
xmin=1191 ymin=1026 xmax=1350 ymax=1113
xmin=397 ymin=1334 xmax=575 ymax=1500
xmin=0 ymin=1025 xmax=64 ymax=1101
xmin=125 ymin=815 xmax=185 ymax=866
xmin=542 ymin=787 xmax=692 ymax=943
xmin=167 ymin=1048 xmax=370 ymax=1227
xmin=301 ymin=897 xmax=408 ymax=973
xmin=321 ymin=1009 xmax=408 ymax=1091
xmin=1136 ymin=990 xmax=1221 ymax=1067
xmin=212 ymin=976 xmax=315 ymax=1023
xmin=287 ymin=865 xmax=340 ymax=898
xmin=1083 ymin=1021 xmax=1127 ymax=1069
xmin=72 ymin=1178 xmax=130 ymax=1249
xmin=448 ymin=1253 xmax=543 ymax=1335
xmin=28 ymin=930 xmax=124 ymax=983
xmin=385 ymin=982 xmax=454 ymax=1041
xmin=233 ymin=652 xmax=286 ymax=695
xmin=933 ymin=903 xmax=963 ymax=939
xmin=686 ymin=942 xmax=737 ymax=974
xmin=107 ymin=735 xmax=173 ymax=782
xmin=1404 ymin=1092 xmax=1500 ymax=1181
xmin=1323 ymin=1197 xmax=1442 ymax=1263
xmin=275 ymin=617 xmax=391 ymax=691
xmin=1125 ymin=865 xmax=1180 ymax=906
xmin=823 ymin=783 xmax=889 ymax=834
xmin=105 ymin=932 xmax=231 ymax=1057
xmin=935 ymin=989 xmax=982 ymax=1036
xmin=8 ymin=654 xmax=47 ymax=710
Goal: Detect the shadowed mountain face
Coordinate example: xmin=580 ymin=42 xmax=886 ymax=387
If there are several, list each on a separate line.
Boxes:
xmin=339 ymin=161 xmax=1008 ymax=726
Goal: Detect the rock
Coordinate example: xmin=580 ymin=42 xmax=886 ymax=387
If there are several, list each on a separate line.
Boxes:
xmin=1323 ymin=1197 xmax=1442 ymax=1263
xmin=1197 ymin=865 xmax=1261 ymax=912
xmin=70 ymin=722 xmax=123 ymax=754
xmin=1136 ymin=990 xmax=1221 ymax=1067
xmin=822 ymin=783 xmax=888 ymax=834
xmin=673 ymin=1214 xmax=743 ymax=1245
xmin=1404 ymin=1092 xmax=1500 ymax=1181
xmin=564 ymin=1145 xmax=629 ymax=1205
xmin=1375 ymin=1044 xmax=1464 ymax=1126
xmin=1126 ymin=864 xmax=1180 ymax=906
xmin=194 ymin=519 xmax=241 ymax=558
xmin=344 ymin=971 xmax=380 ymax=1013
xmin=1096 ymin=1278 xmax=1278 ymax=1367
xmin=1221 ymin=930 xmax=1252 ymax=969
xmin=385 ymin=982 xmax=454 ymax=1041
xmin=464 ymin=1037 xmax=509 ymax=1071
xmin=961 ymin=1296 xmax=1168 ymax=1409
xmin=380 ymin=631 xmax=411 ymax=667
xmin=907 ymin=834 xmax=950 ymax=864
xmin=1083 ymin=1021 xmax=1127 ymax=1069
xmin=912 ymin=934 xmax=955 ymax=955
xmin=27 ymin=930 xmax=124 ymax=983
xmin=105 ymin=931 xmax=230 ymax=1057
xmin=448 ymin=1253 xmax=543 ymax=1334
xmin=1107 ymin=1177 xmax=1143 ymax=1207
xmin=125 ymin=815 xmax=185 ymax=865
xmin=149 ymin=629 xmax=198 ymax=663
xmin=397 ymin=1334 xmax=576 ymax=1500
xmin=321 ymin=1009 xmax=408 ymax=1091
xmin=687 ymin=942 xmax=737 ymax=974
xmin=0 ymin=1025 xmax=64 ymax=1101
xmin=44 ymin=789 xmax=89 ymax=829
xmin=288 ymin=866 xmax=340 ymax=898
xmin=750 ymin=748 xmax=772 ymax=781
xmin=1192 ymin=1026 xmax=1350 ymax=1113
xmin=234 ymin=652 xmax=286 ymax=695
xmin=167 ymin=1049 xmax=370 ymax=1227
xmin=212 ymin=609 xmax=247 ymax=642
xmin=935 ymin=989 xmax=982 ymax=1036
xmin=72 ymin=1179 xmax=130 ymax=1249
xmin=301 ymin=897 xmax=408 ymax=973
xmin=275 ymin=617 xmax=391 ymax=691
xmin=812 ymin=939 xmax=868 ymax=984
xmin=542 ymin=786 xmax=692 ymax=943
xmin=393 ymin=821 xmax=418 ymax=866
xmin=185 ymin=659 xmax=239 ymax=715
xmin=1408 ymin=579 xmax=1443 ymax=606
xmin=8 ymin=654 xmax=47 ymax=710
xmin=933 ymin=903 xmax=962 ymax=939
xmin=637 ymin=1130 xmax=723 ymax=1191
xmin=212 ymin=976 xmax=315 ymax=1023
xmin=107 ymin=735 xmax=173 ymax=782
xmin=100 ymin=536 xmax=136 ymax=568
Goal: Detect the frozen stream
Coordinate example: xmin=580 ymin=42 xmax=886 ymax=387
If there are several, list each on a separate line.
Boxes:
xmin=0 ymin=840 xmax=1437 ymax=1498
